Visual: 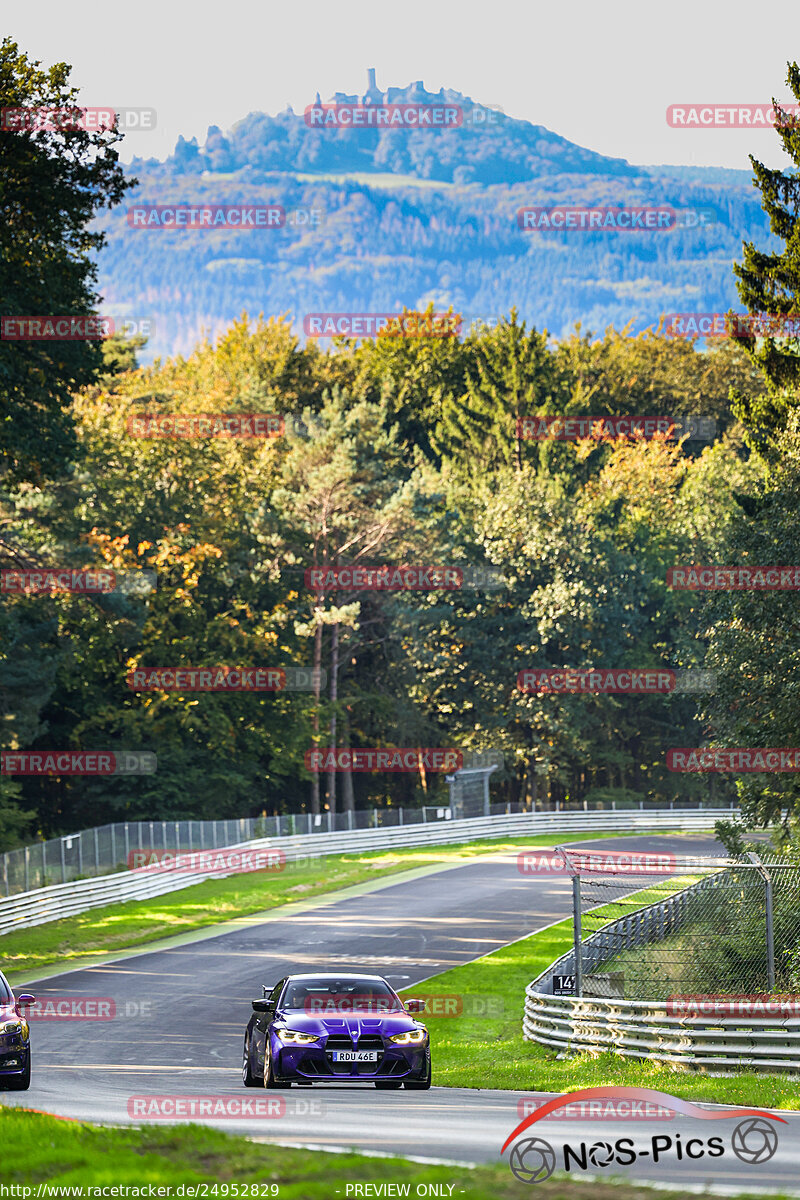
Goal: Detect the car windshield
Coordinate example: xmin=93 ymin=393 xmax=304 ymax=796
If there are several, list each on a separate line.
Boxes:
xmin=281 ymin=978 xmax=404 ymax=1014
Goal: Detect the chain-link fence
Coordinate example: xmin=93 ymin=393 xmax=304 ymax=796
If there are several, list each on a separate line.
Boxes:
xmin=1 ymin=798 xmax=737 ymax=898
xmin=558 ymin=848 xmax=800 ymax=1002
xmin=0 ymin=804 xmax=502 ymax=896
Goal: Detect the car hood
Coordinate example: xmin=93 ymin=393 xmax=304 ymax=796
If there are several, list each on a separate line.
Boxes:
xmin=275 ymin=1011 xmax=422 ymax=1036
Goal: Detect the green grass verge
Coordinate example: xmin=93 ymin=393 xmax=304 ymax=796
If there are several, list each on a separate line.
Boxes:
xmin=0 ymin=1107 xmax=785 ymax=1198
xmin=400 ymin=898 xmax=800 ymax=1110
xmin=1 ymin=830 xmax=664 ymax=982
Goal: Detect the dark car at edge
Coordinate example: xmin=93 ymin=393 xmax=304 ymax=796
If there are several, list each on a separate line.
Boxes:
xmin=0 ymin=969 xmax=34 ymax=1090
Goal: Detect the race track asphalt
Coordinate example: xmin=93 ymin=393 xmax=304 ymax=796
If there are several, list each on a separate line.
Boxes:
xmin=2 ymin=833 xmax=798 ymax=1195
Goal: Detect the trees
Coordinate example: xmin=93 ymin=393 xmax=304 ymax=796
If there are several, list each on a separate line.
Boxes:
xmin=702 ymin=423 xmax=800 ymax=830
xmin=0 ymin=38 xmax=132 ymax=485
xmin=433 ymin=310 xmax=568 ymax=474
xmin=275 ymin=388 xmax=427 ymax=814
xmin=0 ymin=40 xmax=131 ymax=845
xmin=730 ymin=61 xmax=800 ymax=456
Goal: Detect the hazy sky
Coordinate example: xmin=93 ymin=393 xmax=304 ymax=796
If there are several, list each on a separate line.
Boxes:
xmin=7 ymin=0 xmax=800 ymax=170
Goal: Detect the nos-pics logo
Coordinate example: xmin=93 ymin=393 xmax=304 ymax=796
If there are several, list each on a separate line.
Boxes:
xmin=502 ymin=1087 xmax=783 ymax=1183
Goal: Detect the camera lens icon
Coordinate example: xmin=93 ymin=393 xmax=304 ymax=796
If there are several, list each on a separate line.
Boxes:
xmin=731 ymin=1117 xmax=779 ymax=1165
xmin=588 ymin=1140 xmax=615 ymax=1167
xmin=509 ymin=1136 xmax=556 ymax=1184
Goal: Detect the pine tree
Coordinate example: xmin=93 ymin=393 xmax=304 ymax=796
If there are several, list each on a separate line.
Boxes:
xmin=432 ymin=310 xmax=566 ymax=474
xmin=731 ymin=61 xmax=800 ymax=454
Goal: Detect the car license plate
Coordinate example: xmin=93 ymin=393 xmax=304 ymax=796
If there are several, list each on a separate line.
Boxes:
xmin=329 ymin=1050 xmax=378 ymax=1062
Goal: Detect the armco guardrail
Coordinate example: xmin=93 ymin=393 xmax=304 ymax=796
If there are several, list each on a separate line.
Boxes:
xmin=524 ymin=860 xmax=800 ymax=1073
xmin=523 ymin=990 xmax=800 ymax=1073
xmin=0 ymin=808 xmax=735 ymax=938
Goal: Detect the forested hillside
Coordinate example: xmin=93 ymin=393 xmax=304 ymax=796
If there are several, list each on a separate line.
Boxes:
xmin=0 ymin=312 xmax=767 ymax=841
xmin=95 ymin=77 xmax=774 ymax=362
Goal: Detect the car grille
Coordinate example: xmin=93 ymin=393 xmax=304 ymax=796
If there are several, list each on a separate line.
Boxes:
xmin=325 ymin=1034 xmax=385 ymax=1051
xmin=324 ymin=1032 xmax=385 ymax=1075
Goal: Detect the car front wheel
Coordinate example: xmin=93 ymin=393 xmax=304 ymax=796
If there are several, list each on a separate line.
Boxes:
xmin=242 ymin=1035 xmax=260 ymax=1087
xmin=263 ymin=1039 xmax=290 ymax=1088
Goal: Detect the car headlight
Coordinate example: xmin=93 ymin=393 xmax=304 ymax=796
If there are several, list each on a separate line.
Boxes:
xmin=275 ymin=1029 xmax=320 ymax=1044
xmin=389 ymin=1028 xmax=427 ymax=1045
xmin=0 ymin=1020 xmax=23 ymax=1036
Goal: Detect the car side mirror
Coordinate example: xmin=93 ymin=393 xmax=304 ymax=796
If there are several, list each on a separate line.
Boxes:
xmin=404 ymin=998 xmax=426 ymax=1013
xmin=252 ymin=999 xmax=273 ymax=1013
xmin=15 ymin=993 xmax=35 ymax=1010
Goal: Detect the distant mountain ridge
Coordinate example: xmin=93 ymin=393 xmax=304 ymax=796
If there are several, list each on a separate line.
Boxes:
xmin=99 ymin=71 xmax=773 ymax=362
xmin=134 ymin=70 xmax=639 ymax=186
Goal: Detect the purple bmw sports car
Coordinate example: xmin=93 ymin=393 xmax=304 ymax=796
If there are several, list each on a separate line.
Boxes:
xmin=242 ymin=973 xmax=431 ymax=1089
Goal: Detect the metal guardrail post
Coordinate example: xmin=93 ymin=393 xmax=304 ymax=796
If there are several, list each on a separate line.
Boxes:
xmin=94 ymin=827 xmax=100 ymax=873
xmin=24 ymin=845 xmax=29 ymax=893
xmin=2 ymin=854 xmax=7 ymax=897
xmin=60 ymin=838 xmax=66 ymax=884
